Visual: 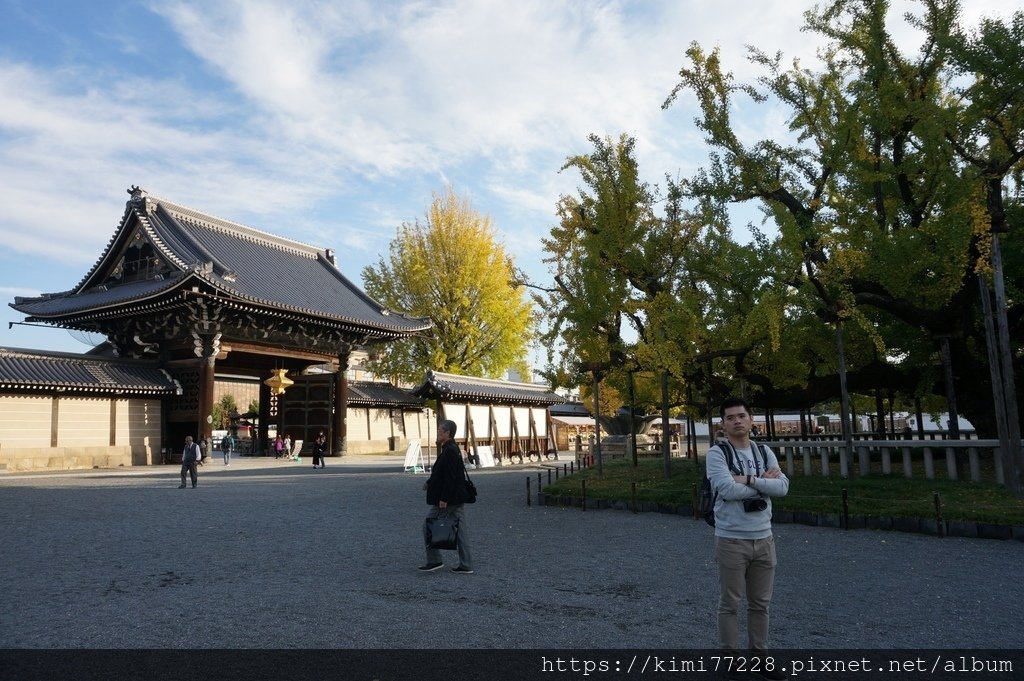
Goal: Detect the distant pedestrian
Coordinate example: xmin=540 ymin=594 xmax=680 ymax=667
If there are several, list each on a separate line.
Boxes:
xmin=312 ymin=432 xmax=327 ymax=469
xmin=273 ymin=435 xmax=286 ymax=459
xmin=284 ymin=434 xmax=292 ymax=459
xmin=418 ymin=419 xmax=473 ymax=574
xmin=179 ymin=435 xmax=201 ymax=488
xmin=222 ymin=434 xmax=233 ymax=465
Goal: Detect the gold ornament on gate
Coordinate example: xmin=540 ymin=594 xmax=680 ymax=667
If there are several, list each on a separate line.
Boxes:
xmin=264 ymin=368 xmax=294 ymax=395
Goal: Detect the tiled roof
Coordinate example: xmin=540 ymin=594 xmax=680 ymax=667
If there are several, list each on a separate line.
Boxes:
xmin=412 ymin=370 xmax=564 ymax=406
xmin=10 ymin=276 xmax=181 ymax=317
xmin=0 ymin=347 xmax=180 ymax=395
xmin=10 ymin=188 xmax=431 ymax=337
xmin=550 ymin=401 xmax=591 ymax=417
xmin=347 ymin=381 xmax=423 ymax=408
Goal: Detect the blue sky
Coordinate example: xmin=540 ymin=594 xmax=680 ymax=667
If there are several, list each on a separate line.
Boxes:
xmin=0 ymin=0 xmax=1015 ymax=360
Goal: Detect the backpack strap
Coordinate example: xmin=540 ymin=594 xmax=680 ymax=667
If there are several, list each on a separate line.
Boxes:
xmin=718 ymin=440 xmax=770 ymax=474
xmin=716 ymin=440 xmax=742 ymax=475
xmin=751 ymin=441 xmax=769 ymax=471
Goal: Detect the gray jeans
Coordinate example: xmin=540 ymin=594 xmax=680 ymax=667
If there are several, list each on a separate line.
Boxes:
xmin=424 ymin=505 xmax=472 ymax=569
xmin=715 ymin=535 xmax=777 ymax=650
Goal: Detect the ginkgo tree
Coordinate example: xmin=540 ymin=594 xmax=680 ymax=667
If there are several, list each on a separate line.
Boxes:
xmin=362 ymin=187 xmax=533 ymax=384
xmin=539 ymin=134 xmax=743 ymax=473
xmin=662 ymin=0 xmax=1023 ymax=444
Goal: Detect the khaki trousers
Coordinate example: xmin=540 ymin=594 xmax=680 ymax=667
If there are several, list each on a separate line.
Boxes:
xmin=714 ymin=536 xmax=777 ymax=650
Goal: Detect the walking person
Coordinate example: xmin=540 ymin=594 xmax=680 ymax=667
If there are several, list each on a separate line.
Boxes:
xmin=178 ymin=435 xmax=202 ymax=489
xmin=312 ymin=432 xmax=327 ymax=469
xmin=418 ymin=419 xmax=473 ymax=574
xmin=707 ymin=397 xmax=788 ymax=679
xmin=284 ymin=434 xmax=293 ymax=459
xmin=273 ymin=434 xmax=285 ymax=459
xmin=222 ymin=433 xmax=233 ymax=465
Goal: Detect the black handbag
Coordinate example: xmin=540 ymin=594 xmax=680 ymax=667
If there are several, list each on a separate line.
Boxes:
xmin=425 ymin=515 xmax=459 ymax=550
xmin=463 ymin=467 xmax=477 ymax=504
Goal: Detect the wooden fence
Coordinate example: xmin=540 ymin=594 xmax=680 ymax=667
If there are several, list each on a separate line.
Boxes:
xmin=763 ymin=438 xmax=1012 ymax=484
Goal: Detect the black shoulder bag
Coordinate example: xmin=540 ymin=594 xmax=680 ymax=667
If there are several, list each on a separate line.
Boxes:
xmin=462 ymin=465 xmax=478 ymax=504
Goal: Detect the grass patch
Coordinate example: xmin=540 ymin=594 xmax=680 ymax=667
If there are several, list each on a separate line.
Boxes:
xmin=542 ymin=457 xmax=1024 ymax=525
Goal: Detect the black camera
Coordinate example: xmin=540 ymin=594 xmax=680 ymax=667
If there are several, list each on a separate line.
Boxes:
xmin=743 ymin=497 xmax=768 ymax=513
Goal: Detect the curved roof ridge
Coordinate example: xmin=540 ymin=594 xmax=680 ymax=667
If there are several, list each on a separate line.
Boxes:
xmin=71 ymin=202 xmax=138 ymax=294
xmin=152 ymin=194 xmax=325 ymax=259
xmin=0 ymin=346 xmax=180 ymax=395
xmin=429 ymin=370 xmax=552 ymax=391
xmin=313 ymin=252 xmax=419 ymax=322
xmin=137 ymin=204 xmax=198 ymax=271
xmin=10 ymin=187 xmax=433 ymax=337
xmin=416 ymin=370 xmax=564 ymax=405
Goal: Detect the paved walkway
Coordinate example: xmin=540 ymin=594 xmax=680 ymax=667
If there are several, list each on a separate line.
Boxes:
xmin=1 ymin=454 xmax=1021 ymax=649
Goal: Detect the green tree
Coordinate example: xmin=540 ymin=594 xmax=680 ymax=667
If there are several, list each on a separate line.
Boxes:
xmin=212 ymin=394 xmax=238 ymax=429
xmin=662 ymin=0 xmax=1022 ymax=438
xmin=362 ymin=186 xmax=533 ymax=384
xmin=540 ymin=134 xmax=740 ymax=472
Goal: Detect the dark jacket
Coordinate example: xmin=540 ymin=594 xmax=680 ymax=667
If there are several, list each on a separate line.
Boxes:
xmin=426 ymin=440 xmax=467 ymax=506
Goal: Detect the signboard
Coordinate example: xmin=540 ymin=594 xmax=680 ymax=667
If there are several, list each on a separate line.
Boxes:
xmin=403 ymin=440 xmax=425 ymax=473
xmin=474 ymin=445 xmax=495 ymax=469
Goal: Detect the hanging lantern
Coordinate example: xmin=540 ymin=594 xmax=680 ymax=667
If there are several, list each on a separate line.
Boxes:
xmin=264 ymin=368 xmax=294 ymax=396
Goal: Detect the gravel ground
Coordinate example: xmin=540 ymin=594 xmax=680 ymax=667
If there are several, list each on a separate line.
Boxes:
xmin=1 ymin=455 xmax=1021 ymax=649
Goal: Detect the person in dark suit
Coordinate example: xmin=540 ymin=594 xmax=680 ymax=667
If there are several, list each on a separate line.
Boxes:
xmin=178 ymin=435 xmax=201 ymax=488
xmin=418 ymin=419 xmax=473 ymax=574
xmin=312 ymin=432 xmax=328 ymax=469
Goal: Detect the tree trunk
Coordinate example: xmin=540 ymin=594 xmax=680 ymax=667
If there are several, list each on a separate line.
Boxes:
xmin=991 ymin=236 xmax=1023 ymax=496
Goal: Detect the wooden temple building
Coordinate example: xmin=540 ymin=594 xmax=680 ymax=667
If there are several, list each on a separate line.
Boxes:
xmin=5 ymin=187 xmax=431 ymax=469
xmin=413 ymin=370 xmax=563 ymax=464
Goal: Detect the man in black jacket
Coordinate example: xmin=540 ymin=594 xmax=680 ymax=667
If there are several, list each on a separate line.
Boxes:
xmin=419 ymin=419 xmax=473 ymax=574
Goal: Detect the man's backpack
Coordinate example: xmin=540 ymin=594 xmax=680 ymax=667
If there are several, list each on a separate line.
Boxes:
xmin=699 ymin=440 xmax=770 ymax=527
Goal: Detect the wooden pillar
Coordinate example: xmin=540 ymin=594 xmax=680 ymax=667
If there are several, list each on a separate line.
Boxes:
xmin=546 ymin=410 xmax=556 ymax=457
xmin=333 ymin=349 xmax=350 ymax=456
xmin=488 ymin=406 xmax=500 ymax=461
xmin=510 ymin=406 xmax=521 ymax=459
xmin=466 ymin=403 xmax=478 ymax=457
xmin=194 ymin=331 xmax=220 ymax=446
xmin=198 ymin=356 xmax=216 ymax=444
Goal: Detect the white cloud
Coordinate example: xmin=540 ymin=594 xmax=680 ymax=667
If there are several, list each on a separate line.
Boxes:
xmin=0 ymin=0 xmax=1018 ymax=275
